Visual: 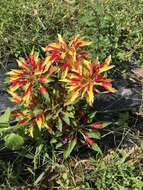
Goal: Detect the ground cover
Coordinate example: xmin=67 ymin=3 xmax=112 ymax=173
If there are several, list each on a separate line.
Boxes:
xmin=0 ymin=0 xmax=143 ymax=189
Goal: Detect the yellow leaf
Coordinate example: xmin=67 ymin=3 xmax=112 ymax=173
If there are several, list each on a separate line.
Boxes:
xmin=86 ymin=84 xmax=94 ymax=106
xmin=45 ymin=124 xmax=53 ymax=133
xmin=7 ymin=69 xmax=22 ymax=76
xmin=28 ymin=126 xmax=34 ymax=138
xmin=105 ymin=85 xmax=117 ymax=93
xmin=36 ymin=116 xmax=42 ymax=130
xmin=99 ymin=65 xmax=114 ymax=73
xmin=80 ymin=40 xmax=92 ymax=47
xmin=17 ymin=58 xmax=28 ymax=69
xmin=81 ymin=85 xmax=88 ymax=98
xmin=64 ymin=92 xmax=79 ymax=106
xmin=61 ymin=67 xmax=68 ymax=79
xmin=99 ymin=55 xmax=114 ymax=73
xmin=7 ymin=90 xmax=21 ymax=104
xmin=9 ymin=83 xmax=20 ymax=92
xmin=58 ymin=34 xmax=65 ymax=44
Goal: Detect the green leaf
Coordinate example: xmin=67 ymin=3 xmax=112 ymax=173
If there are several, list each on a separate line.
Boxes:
xmin=87 ymin=131 xmax=101 ymax=139
xmin=102 ymin=121 xmax=112 ymax=128
xmin=66 ymin=106 xmax=74 ymax=111
xmin=95 ymin=0 xmax=104 ymax=15
xmin=88 ymin=112 xmax=97 ymax=120
xmin=91 ymin=143 xmax=102 ymax=154
xmin=56 ymin=118 xmax=62 ymax=132
xmin=63 ymin=113 xmax=70 ymax=125
xmin=140 ymin=141 xmax=143 ymax=150
xmin=46 ymin=113 xmax=52 ymax=121
xmin=4 ymin=133 xmax=24 ymax=150
xmin=65 ymin=112 xmax=74 ymax=118
xmin=33 ymin=108 xmax=43 ymax=115
xmin=25 ymin=153 xmax=34 ymax=159
xmin=50 ymin=137 xmax=57 ymax=144
xmin=0 ymin=108 xmax=11 ymax=124
xmin=56 ymin=142 xmax=63 ymax=149
xmin=44 ymin=91 xmax=50 ymax=102
xmin=0 ymin=126 xmax=12 ymax=133
xmin=64 ymin=138 xmax=77 ymax=159
xmin=0 ymin=123 xmax=9 ymax=128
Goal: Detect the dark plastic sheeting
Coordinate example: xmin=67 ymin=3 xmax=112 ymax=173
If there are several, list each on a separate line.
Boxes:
xmin=0 ymin=59 xmax=142 ymax=114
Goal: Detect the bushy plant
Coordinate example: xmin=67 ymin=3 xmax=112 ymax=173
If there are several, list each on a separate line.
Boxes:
xmin=7 ymin=35 xmax=115 ymax=158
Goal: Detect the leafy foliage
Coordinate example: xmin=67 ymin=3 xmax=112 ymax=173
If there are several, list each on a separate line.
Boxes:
xmin=0 ymin=145 xmax=142 ymax=189
xmin=7 ymin=35 xmax=115 ymax=157
xmin=4 ymin=133 xmax=24 ymax=150
xmin=79 ymin=0 xmax=143 ymax=70
xmin=0 ymin=0 xmax=143 ymax=189
xmin=0 ymin=108 xmax=24 ymax=150
xmin=0 ymin=0 xmax=143 ymax=74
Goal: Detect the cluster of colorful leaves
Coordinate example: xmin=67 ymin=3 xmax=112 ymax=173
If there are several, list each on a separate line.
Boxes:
xmin=7 ymin=35 xmax=116 ymax=156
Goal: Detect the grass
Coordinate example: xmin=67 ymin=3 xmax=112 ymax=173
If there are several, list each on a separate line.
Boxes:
xmin=0 ymin=0 xmax=143 ymax=189
xmin=0 ymin=144 xmax=143 ymax=189
xmin=0 ymin=0 xmax=143 ymax=72
xmin=0 ymin=0 xmax=80 ymax=61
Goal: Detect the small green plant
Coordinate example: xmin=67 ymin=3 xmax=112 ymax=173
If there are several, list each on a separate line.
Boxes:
xmin=86 ymin=147 xmax=143 ymax=190
xmin=7 ymin=35 xmax=115 ymax=158
xmin=0 ymin=108 xmax=24 ymax=150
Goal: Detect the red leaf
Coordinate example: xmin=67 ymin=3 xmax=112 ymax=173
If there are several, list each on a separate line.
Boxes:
xmin=50 ymin=52 xmax=60 ymax=61
xmin=92 ymin=122 xmax=102 ymax=129
xmin=40 ymin=86 xmax=47 ymax=95
xmin=28 ymin=125 xmax=34 ymax=129
xmin=70 ymin=77 xmax=81 ymax=84
xmin=83 ymin=133 xmax=94 ymax=145
xmin=60 ymin=63 xmax=69 ymax=71
xmin=38 ymin=76 xmax=47 ymax=83
xmin=19 ymin=119 xmax=28 ymax=125
xmin=23 ymin=84 xmax=32 ymax=97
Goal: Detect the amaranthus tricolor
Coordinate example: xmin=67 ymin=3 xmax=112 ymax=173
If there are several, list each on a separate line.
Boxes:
xmin=7 ymin=35 xmax=116 ymax=153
